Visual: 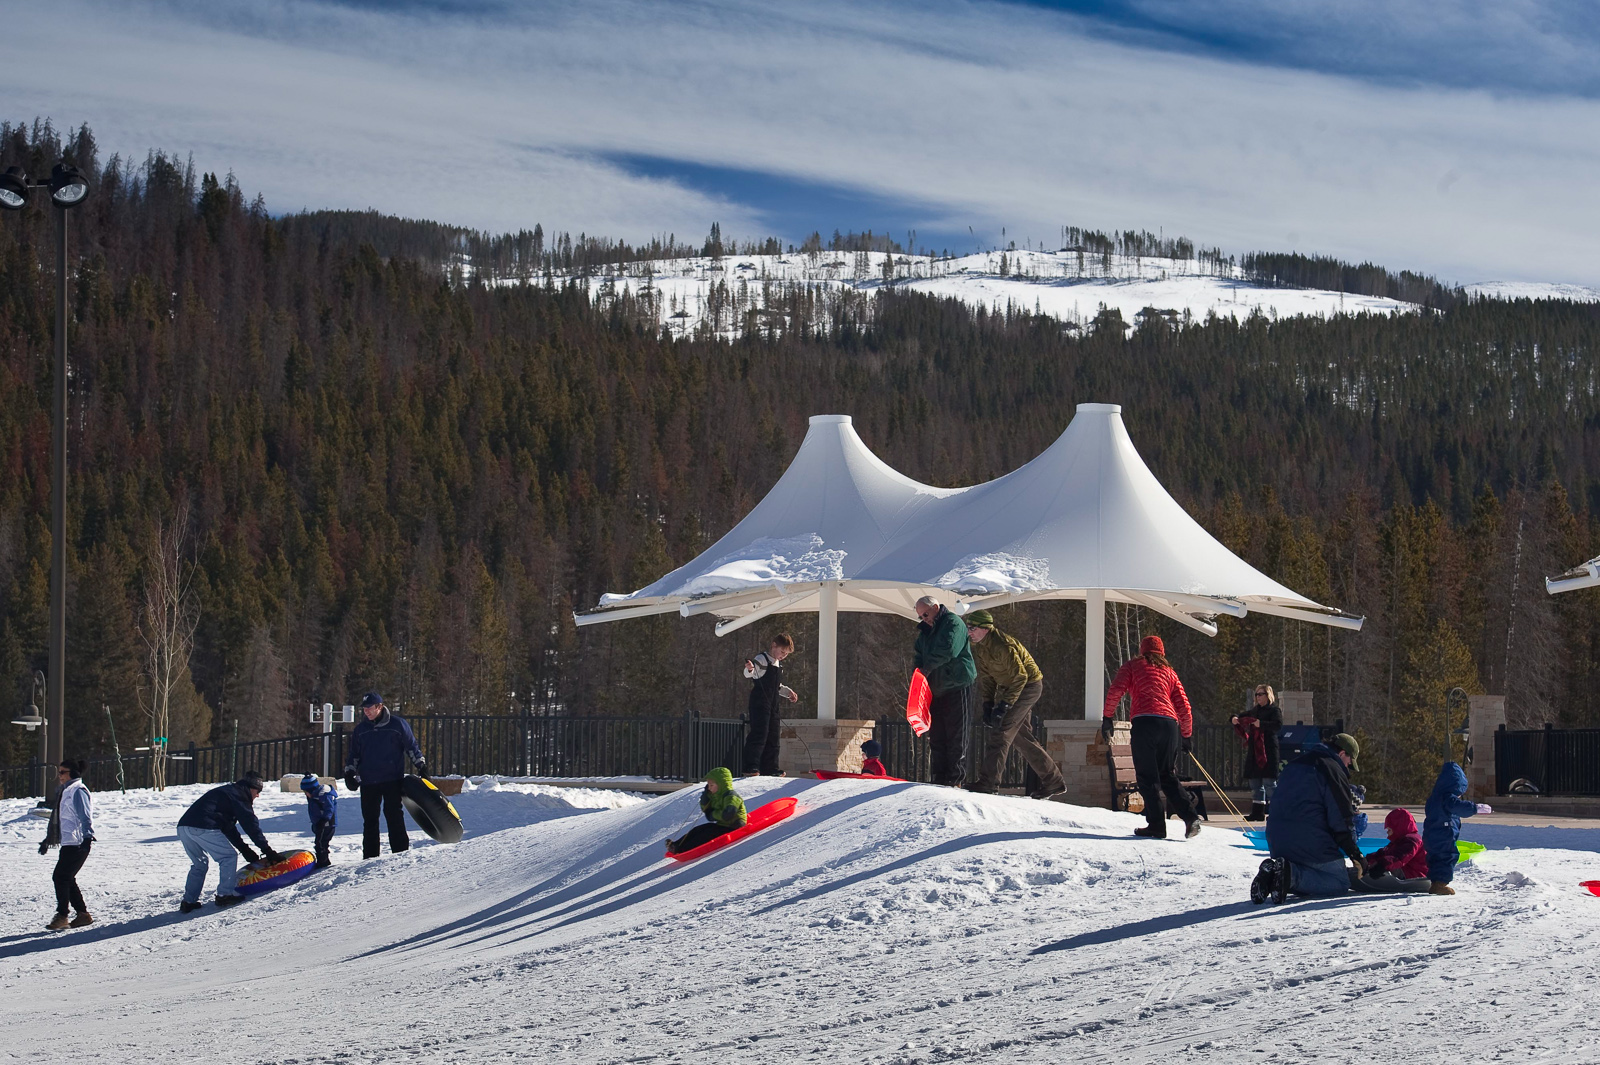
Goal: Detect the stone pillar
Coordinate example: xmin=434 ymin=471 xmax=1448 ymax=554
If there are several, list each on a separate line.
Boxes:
xmin=1466 ymin=695 xmax=1506 ymax=799
xmin=1278 ymin=690 xmax=1314 ymax=725
xmin=1043 ymin=718 xmax=1129 ymax=810
xmin=778 ymin=719 xmax=875 ymax=777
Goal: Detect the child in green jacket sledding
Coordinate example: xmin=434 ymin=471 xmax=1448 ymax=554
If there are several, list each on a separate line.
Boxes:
xmin=665 ymin=768 xmax=748 ymax=855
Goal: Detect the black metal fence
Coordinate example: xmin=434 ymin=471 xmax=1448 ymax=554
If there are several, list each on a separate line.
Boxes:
xmin=1495 ymin=725 xmax=1600 ymax=796
xmin=0 ymin=712 xmax=1273 ymax=801
xmin=0 ymin=713 xmax=748 ymax=800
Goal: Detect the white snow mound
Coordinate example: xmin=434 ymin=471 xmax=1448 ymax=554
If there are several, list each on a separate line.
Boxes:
xmin=3 ymin=778 xmax=1599 ymax=1063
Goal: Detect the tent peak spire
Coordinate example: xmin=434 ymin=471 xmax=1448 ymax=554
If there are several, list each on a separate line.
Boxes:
xmin=809 ymin=414 xmax=852 ymax=425
xmin=1076 ymin=402 xmax=1122 ymax=414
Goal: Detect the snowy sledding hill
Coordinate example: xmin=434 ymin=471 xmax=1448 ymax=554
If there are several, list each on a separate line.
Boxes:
xmin=525 ymin=249 xmax=1421 ymax=339
xmin=4 ymin=778 xmax=1600 ymax=1063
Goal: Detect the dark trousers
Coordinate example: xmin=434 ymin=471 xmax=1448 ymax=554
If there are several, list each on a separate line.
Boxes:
xmin=312 ymin=818 xmax=335 ymax=863
xmin=978 ymin=680 xmax=1062 ymax=790
xmin=53 ymin=841 xmax=91 ymax=915
xmin=1130 ymin=715 xmax=1199 ymax=833
xmin=676 ymin=821 xmax=735 ymax=851
xmin=360 ymin=780 xmax=410 ymax=858
xmin=929 ymin=683 xmax=972 ymax=786
xmin=743 ymin=702 xmax=783 ymax=775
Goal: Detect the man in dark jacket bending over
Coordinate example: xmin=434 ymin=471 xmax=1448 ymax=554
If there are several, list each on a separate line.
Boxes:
xmin=1256 ymin=733 xmax=1364 ymax=902
xmin=177 ymin=771 xmax=283 ymax=912
xmin=344 ymin=692 xmax=427 ymax=859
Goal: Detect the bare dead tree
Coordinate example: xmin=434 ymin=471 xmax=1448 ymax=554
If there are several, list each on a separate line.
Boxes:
xmin=138 ymin=504 xmax=198 ymax=791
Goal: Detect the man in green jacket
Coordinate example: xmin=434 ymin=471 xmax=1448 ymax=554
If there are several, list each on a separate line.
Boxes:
xmin=913 ymin=596 xmax=978 ymax=786
xmin=964 ymin=609 xmax=1066 ymax=799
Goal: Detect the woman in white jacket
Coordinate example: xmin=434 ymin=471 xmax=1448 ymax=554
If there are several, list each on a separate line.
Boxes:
xmin=41 ymin=759 xmax=94 ymax=930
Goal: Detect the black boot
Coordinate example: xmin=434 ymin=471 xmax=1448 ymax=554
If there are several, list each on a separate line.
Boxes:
xmin=1245 ymin=802 xmax=1267 ymax=822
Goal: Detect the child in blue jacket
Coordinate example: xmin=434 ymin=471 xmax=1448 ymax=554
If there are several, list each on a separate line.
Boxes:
xmin=300 ymin=773 xmax=338 ymax=867
xmin=1422 ymin=761 xmax=1489 ymax=895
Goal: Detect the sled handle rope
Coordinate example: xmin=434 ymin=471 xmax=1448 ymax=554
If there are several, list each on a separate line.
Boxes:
xmin=1186 ymin=752 xmax=1246 ymax=821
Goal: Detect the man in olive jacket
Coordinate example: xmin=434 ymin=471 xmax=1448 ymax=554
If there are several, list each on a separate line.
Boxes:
xmin=965 ymin=610 xmax=1066 ymax=798
xmin=913 ymin=596 xmax=978 ymax=786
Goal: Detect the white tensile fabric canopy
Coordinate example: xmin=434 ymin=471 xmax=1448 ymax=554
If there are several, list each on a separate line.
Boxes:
xmin=1547 ymin=557 xmax=1600 ymax=594
xmin=577 ymin=405 xmax=1363 ymax=719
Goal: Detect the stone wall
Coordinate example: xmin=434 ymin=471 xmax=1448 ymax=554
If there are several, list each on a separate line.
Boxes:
xmin=1278 ymin=690 xmax=1314 ymax=725
xmin=1042 ymin=718 xmax=1129 ymax=810
xmin=778 ymin=719 xmax=876 ymax=777
xmin=1466 ymin=694 xmax=1506 ymax=800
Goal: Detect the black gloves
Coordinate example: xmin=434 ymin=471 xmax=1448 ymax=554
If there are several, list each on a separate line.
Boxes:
xmin=984 ymin=701 xmax=1011 ymax=728
xmin=1099 ymin=717 xmax=1115 ymax=743
xmin=343 ymin=767 xmax=360 ymax=792
xmin=239 ymin=845 xmax=261 ymax=864
xmin=263 ymin=849 xmax=284 ymax=865
xmin=38 ymin=841 xmax=49 ymax=855
xmin=1333 ymin=831 xmax=1364 ymax=866
xmin=412 ymin=759 xmax=429 ymax=779
xmin=1180 ymin=734 xmax=1194 ymax=753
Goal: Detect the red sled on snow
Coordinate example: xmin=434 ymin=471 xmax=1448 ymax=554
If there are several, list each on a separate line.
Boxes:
xmin=906 ymin=669 xmax=932 ymax=736
xmin=813 ymin=770 xmax=907 ymax=782
xmin=667 ymin=797 xmax=797 ymax=862
xmin=1582 ymin=880 xmax=1600 ymax=897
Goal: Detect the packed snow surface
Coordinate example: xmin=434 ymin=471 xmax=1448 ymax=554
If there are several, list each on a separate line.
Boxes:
xmin=1466 ymin=281 xmax=1600 ymax=302
xmin=4 ymin=778 xmax=1600 ymax=1063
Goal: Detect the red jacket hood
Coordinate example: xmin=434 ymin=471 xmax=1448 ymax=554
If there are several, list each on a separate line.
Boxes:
xmin=1384 ymin=807 xmax=1419 ymax=837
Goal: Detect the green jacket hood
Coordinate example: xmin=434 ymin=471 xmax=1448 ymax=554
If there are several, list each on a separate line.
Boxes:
xmin=700 ymin=767 xmax=748 ymax=828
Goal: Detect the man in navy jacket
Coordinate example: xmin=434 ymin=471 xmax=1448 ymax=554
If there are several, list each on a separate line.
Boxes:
xmin=1260 ymin=734 xmax=1364 ymax=899
xmin=177 ymin=771 xmax=282 ymax=911
xmin=343 ymin=692 xmax=427 ymax=859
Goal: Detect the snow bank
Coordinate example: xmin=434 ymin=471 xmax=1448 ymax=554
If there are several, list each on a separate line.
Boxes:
xmin=3 ymin=779 xmax=1598 ymax=1063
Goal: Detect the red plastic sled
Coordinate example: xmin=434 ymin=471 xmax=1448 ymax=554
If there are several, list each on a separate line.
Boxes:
xmin=1582 ymin=880 xmax=1600 ymax=897
xmin=667 ymin=797 xmax=797 ymax=862
xmin=813 ymin=770 xmax=907 ymax=781
xmin=906 ymin=669 xmax=932 ymax=736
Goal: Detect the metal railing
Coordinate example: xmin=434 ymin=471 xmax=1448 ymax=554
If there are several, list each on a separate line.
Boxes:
xmin=0 ymin=712 xmax=748 ymax=799
xmin=1495 ymin=725 xmax=1600 ymax=796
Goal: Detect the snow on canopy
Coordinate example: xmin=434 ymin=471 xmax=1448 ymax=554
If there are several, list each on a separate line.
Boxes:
xmin=583 ymin=406 xmax=1357 ymax=632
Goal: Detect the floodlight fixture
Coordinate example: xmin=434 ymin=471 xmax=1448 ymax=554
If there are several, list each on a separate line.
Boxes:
xmin=0 ymin=167 xmax=28 ymax=210
xmin=49 ymin=164 xmax=88 ymax=208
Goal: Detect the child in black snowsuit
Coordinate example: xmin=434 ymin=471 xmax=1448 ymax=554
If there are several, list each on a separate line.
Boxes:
xmin=741 ymin=633 xmax=799 ymax=776
xmin=300 ymin=773 xmax=338 ymax=867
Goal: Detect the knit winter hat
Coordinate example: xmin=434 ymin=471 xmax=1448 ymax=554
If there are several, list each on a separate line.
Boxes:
xmin=964 ymin=609 xmax=995 ymax=630
xmin=861 ymin=739 xmax=882 ymax=759
xmin=1329 ymin=733 xmax=1361 ymax=771
xmin=1139 ymin=635 xmax=1165 ymax=656
xmin=300 ymin=772 xmax=321 ymax=792
xmin=238 ymin=770 xmax=267 ymax=792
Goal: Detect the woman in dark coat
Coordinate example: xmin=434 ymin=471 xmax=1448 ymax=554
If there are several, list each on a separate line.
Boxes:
xmin=1232 ymin=684 xmax=1282 ymax=821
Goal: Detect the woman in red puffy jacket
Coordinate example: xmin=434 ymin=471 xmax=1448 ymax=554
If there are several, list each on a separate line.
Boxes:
xmin=1102 ymin=635 xmax=1201 ymax=839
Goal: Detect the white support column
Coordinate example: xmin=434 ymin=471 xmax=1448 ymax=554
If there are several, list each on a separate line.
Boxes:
xmin=817 ymin=581 xmax=839 ymax=720
xmin=1084 ymin=588 xmax=1105 ymax=720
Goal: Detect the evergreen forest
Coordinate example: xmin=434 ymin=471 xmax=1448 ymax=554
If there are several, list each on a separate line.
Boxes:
xmin=4 ymin=120 xmax=1600 ymax=800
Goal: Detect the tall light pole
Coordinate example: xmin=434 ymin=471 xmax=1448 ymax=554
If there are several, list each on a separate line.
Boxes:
xmin=1 ymin=161 xmax=90 ymax=769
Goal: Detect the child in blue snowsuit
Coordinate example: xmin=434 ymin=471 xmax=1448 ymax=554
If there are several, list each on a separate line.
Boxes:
xmin=1422 ymin=761 xmax=1486 ymax=895
xmin=300 ymin=773 xmax=338 ymax=867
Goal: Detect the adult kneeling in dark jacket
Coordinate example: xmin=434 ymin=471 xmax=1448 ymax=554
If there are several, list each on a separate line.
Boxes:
xmin=343 ymin=692 xmax=427 ymax=859
xmin=1257 ymin=734 xmax=1364 ymax=902
xmin=177 ymin=771 xmax=282 ymax=911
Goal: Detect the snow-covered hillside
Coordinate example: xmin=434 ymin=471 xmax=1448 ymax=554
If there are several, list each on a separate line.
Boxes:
xmin=4 ymin=778 xmax=1599 ymax=1063
xmin=1466 ymin=281 xmax=1600 ymax=303
xmin=524 ymin=249 xmax=1421 ymax=339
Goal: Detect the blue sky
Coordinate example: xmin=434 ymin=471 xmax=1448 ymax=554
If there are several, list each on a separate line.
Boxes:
xmin=3 ymin=0 xmax=1598 ymax=284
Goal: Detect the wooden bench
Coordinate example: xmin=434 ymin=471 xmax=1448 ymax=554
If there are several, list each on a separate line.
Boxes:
xmin=1105 ymin=745 xmax=1211 ymax=819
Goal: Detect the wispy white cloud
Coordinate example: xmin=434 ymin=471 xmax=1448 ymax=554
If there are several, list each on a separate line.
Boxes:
xmin=4 ymin=0 xmax=1598 ymax=284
